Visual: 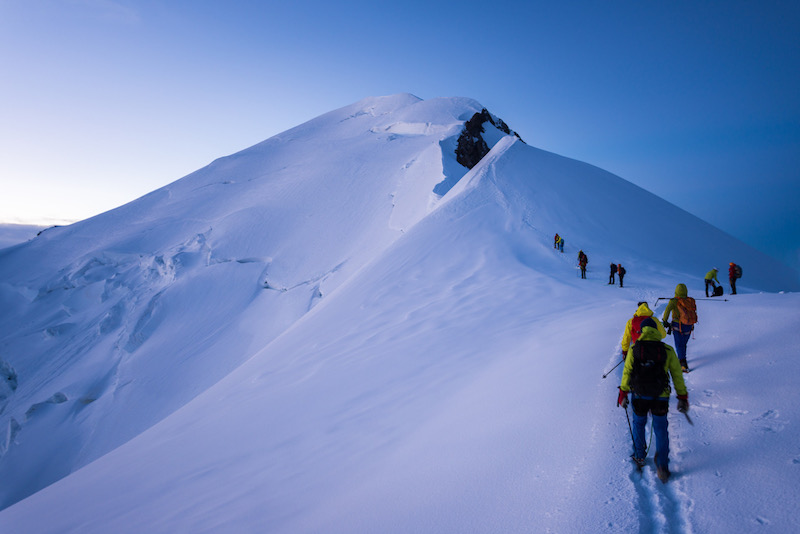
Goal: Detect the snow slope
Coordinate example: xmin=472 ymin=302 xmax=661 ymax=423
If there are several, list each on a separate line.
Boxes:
xmin=0 ymin=94 xmax=798 ymax=532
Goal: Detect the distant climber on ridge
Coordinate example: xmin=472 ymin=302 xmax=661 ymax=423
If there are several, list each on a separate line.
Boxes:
xmin=578 ymin=250 xmax=588 ymax=279
xmin=704 ymin=268 xmax=720 ymax=297
xmin=729 ymin=262 xmax=742 ymax=295
xmin=609 ymin=262 xmax=617 ymax=285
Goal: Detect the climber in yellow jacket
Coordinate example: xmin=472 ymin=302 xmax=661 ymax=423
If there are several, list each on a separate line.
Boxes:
xmin=704 ymin=268 xmax=720 ymax=297
xmin=620 ymin=301 xmax=666 ymax=358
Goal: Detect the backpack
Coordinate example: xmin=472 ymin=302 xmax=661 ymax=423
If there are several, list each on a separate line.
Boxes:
xmin=629 ymin=340 xmax=670 ymax=397
xmin=734 ymin=265 xmax=742 ymax=278
xmin=619 ymin=266 xmax=626 ymax=276
xmin=712 ymin=285 xmax=724 ymax=297
xmin=674 ymin=297 xmax=697 ymax=325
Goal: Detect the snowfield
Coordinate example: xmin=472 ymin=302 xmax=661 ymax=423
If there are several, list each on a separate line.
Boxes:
xmin=0 ymin=94 xmax=798 ymax=533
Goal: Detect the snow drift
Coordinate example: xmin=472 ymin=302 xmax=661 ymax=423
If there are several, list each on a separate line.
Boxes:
xmin=0 ymin=94 xmax=798 ymax=532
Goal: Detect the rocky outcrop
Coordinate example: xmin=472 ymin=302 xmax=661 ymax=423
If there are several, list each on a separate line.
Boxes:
xmin=455 ymin=109 xmax=524 ymax=169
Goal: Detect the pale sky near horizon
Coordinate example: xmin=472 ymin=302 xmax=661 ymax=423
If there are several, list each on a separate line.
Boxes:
xmin=1 ymin=1 xmax=798 ymax=270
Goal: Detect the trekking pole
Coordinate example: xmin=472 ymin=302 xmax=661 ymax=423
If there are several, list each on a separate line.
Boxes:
xmin=624 ymin=404 xmax=635 ymax=448
xmin=602 ymin=358 xmax=624 ymax=378
xmin=655 ymin=297 xmax=728 ymax=305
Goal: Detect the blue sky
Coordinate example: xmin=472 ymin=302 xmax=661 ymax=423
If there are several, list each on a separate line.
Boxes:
xmin=1 ymin=0 xmax=798 ymax=271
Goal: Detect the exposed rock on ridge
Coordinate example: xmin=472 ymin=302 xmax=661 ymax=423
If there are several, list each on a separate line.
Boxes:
xmin=455 ymin=108 xmax=524 ymax=169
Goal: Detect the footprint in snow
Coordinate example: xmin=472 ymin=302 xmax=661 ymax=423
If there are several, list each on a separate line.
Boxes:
xmin=722 ymin=408 xmax=748 ymax=416
xmin=753 ymin=409 xmax=785 ymax=433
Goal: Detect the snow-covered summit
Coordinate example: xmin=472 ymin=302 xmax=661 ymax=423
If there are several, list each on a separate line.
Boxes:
xmin=0 ymin=95 xmax=798 ymax=532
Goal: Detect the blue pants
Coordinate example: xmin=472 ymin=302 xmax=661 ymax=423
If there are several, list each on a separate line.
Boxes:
xmin=671 ymin=322 xmax=691 ymax=364
xmin=632 ymin=398 xmax=670 ymax=468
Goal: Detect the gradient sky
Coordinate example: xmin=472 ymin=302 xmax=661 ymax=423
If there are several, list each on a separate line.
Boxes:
xmin=1 ymin=0 xmax=798 ymax=270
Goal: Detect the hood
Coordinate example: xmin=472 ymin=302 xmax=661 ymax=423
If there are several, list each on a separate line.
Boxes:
xmin=634 ymin=302 xmax=655 ymax=317
xmin=675 ymin=283 xmax=688 ymax=298
xmin=638 ymin=324 xmax=665 ymax=342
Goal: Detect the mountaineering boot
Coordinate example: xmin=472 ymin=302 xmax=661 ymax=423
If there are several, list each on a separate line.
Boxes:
xmin=654 ymin=453 xmax=670 ymax=483
xmin=680 ymin=360 xmax=690 ymax=373
xmin=657 ymin=464 xmax=671 ymax=482
xmin=631 ymin=455 xmax=646 ymax=471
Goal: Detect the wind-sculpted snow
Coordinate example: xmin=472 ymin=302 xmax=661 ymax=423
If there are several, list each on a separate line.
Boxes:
xmin=0 ymin=95 xmax=798 ymax=531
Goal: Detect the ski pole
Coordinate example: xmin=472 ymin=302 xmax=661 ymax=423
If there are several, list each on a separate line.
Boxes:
xmin=683 ymin=412 xmax=694 ymax=426
xmin=655 ymin=297 xmax=728 ymax=303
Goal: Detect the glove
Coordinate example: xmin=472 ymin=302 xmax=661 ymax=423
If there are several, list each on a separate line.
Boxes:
xmin=662 ymin=319 xmax=670 ymax=331
xmin=677 ymin=395 xmax=689 ymax=413
xmin=617 ymin=388 xmax=629 ymax=409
